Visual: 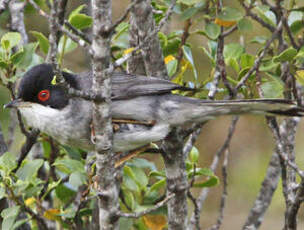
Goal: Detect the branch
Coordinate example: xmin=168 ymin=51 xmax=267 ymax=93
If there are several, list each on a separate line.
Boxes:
xmin=28 ymin=0 xmax=90 ymax=50
xmin=239 ymin=0 xmax=276 ymax=32
xmin=91 ymin=0 xmax=120 ymax=229
xmin=0 ymin=0 xmax=9 ymax=14
xmin=9 ymin=0 xmax=28 ymax=44
xmin=117 ymin=193 xmax=175 ymax=218
xmin=208 ymin=149 xmax=229 ymax=230
xmin=208 ymin=1 xmax=233 ymax=99
xmin=12 ymin=129 xmax=40 ymax=173
xmin=242 ymin=150 xmax=282 ymax=229
xmin=234 ymin=21 xmax=283 ymax=92
xmin=189 ymin=116 xmax=239 ymax=229
xmin=113 ymin=0 xmax=176 ymax=71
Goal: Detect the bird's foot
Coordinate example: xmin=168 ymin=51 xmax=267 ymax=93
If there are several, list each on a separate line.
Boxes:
xmin=113 ymin=119 xmax=156 ymax=126
xmin=115 ymin=144 xmax=152 ymax=168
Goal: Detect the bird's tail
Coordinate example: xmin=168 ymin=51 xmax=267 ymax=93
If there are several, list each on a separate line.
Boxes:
xmin=166 ymin=97 xmax=304 ymax=125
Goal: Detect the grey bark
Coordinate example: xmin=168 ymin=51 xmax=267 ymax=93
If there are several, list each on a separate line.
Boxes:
xmin=127 ymin=1 xmax=189 ymax=229
xmin=127 ymin=0 xmax=167 ymax=77
xmin=91 ymin=0 xmax=119 ymax=229
xmin=242 ymin=151 xmax=282 ymax=229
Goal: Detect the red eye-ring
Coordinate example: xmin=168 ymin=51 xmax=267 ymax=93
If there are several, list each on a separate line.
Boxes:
xmin=38 ymin=90 xmax=50 ymax=102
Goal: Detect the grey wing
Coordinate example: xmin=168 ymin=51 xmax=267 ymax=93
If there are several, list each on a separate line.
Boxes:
xmin=76 ymin=71 xmax=192 ymax=100
xmin=111 ymin=72 xmax=191 ymax=99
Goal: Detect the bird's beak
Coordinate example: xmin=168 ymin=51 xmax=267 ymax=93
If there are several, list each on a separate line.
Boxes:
xmin=4 ymin=98 xmax=25 ymax=109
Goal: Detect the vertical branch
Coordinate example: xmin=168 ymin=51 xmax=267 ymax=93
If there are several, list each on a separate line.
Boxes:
xmin=161 ymin=128 xmax=189 ymax=230
xmin=128 ymin=0 xmax=168 ymax=77
xmin=208 ymin=0 xmax=233 ymax=99
xmin=127 ymin=1 xmax=189 ymax=229
xmin=8 ymin=0 xmax=28 ymax=44
xmin=242 ymin=150 xmax=282 ymax=229
xmin=189 ymin=116 xmax=239 ymax=229
xmin=46 ymin=0 xmax=59 ymax=64
xmin=208 ymin=149 xmax=230 ymax=230
xmin=91 ymin=0 xmax=119 ymax=229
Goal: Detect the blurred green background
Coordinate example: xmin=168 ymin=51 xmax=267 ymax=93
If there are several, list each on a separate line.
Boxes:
xmin=0 ymin=0 xmax=304 ymax=229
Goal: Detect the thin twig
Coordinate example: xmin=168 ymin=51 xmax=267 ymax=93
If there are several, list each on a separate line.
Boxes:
xmin=208 ymin=149 xmax=229 ymax=230
xmin=239 ymin=0 xmax=276 ymax=32
xmin=111 ymin=0 xmax=177 ymax=70
xmin=189 ymin=116 xmax=239 ymax=229
xmin=64 ymin=20 xmax=92 ymax=43
xmin=117 ymin=193 xmax=175 ymax=218
xmin=110 ymin=0 xmax=141 ymax=30
xmin=234 ymin=21 xmax=283 ymax=92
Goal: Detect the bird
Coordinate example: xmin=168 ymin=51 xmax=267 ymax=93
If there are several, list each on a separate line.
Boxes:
xmin=4 ymin=63 xmax=304 ymax=152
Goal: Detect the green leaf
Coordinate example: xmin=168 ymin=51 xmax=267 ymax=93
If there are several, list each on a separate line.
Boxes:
xmin=1 ymin=32 xmax=21 ymax=50
xmin=69 ymin=171 xmax=87 ymax=189
xmin=55 ymin=185 xmax=76 ymax=203
xmin=1 ymin=40 xmax=9 ymax=50
xmin=218 ymin=7 xmax=243 ymax=21
xmin=295 ymin=70 xmax=304 ymax=86
xmin=180 ymin=7 xmax=198 ymax=20
xmin=0 ymin=60 xmax=9 ymax=69
xmin=30 ymin=31 xmax=49 ymax=55
xmin=227 ymin=58 xmax=239 ymax=73
xmin=189 ymin=146 xmax=199 ymax=163
xmin=290 ymin=20 xmax=304 ymax=34
xmin=237 ymin=18 xmax=253 ymax=32
xmin=149 ymin=171 xmax=166 ymax=178
xmin=122 ymin=189 xmax=135 ymax=211
xmin=112 ymin=22 xmax=129 ymax=49
xmin=166 ymin=59 xmax=177 ymax=77
xmin=68 ymin=4 xmax=86 ymax=20
xmin=16 ymin=42 xmax=39 ymax=68
xmin=12 ymin=218 xmax=30 ymax=230
xmin=127 ymin=158 xmax=156 ymax=171
xmin=53 ymin=157 xmax=85 ymax=174
xmin=149 ymin=179 xmax=166 ymax=193
xmin=130 ymin=166 xmax=148 ymax=189
xmin=193 ymin=176 xmax=219 ymax=188
xmin=205 ymin=23 xmax=220 ymax=40
xmin=255 ymin=6 xmax=276 ymax=27
xmin=178 ymin=0 xmax=202 ymax=6
xmin=1 ymin=206 xmax=20 ymax=230
xmin=240 ymin=53 xmax=255 ymax=69
xmin=288 ymin=11 xmax=303 ymax=25
xmin=58 ymin=36 xmax=77 ymax=54
xmin=69 ymin=13 xmax=93 ymax=30
xmin=182 ymin=45 xmax=198 ymax=80
xmin=259 ymin=59 xmax=278 ymax=72
xmin=163 ymin=38 xmax=181 ymax=56
xmin=250 ymin=36 xmax=267 ymax=44
xmin=188 ymin=167 xmax=214 ymax=178
xmin=261 ymin=75 xmax=284 ymax=98
xmin=10 ymin=49 xmax=25 ymax=65
xmin=273 ymin=47 xmax=297 ymax=63
xmin=123 ymin=166 xmax=139 ymax=192
xmin=0 ymin=152 xmax=17 ymax=174
xmin=16 ymin=159 xmax=44 ymax=181
xmin=224 ymin=43 xmax=244 ymax=61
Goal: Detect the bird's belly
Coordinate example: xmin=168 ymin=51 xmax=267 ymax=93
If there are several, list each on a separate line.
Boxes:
xmin=18 ymin=101 xmax=170 ymax=152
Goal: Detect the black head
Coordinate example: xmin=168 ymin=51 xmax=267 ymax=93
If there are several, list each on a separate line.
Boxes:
xmin=17 ymin=64 xmax=78 ymax=109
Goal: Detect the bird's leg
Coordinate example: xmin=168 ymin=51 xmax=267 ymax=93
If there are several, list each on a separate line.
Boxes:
xmin=115 ymin=144 xmax=152 ymax=168
xmin=113 ymin=119 xmax=156 ymax=126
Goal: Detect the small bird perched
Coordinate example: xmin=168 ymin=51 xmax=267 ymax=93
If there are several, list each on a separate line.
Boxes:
xmin=5 ymin=64 xmax=304 ymax=152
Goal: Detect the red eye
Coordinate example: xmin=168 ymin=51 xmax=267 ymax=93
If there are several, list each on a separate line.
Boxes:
xmin=38 ymin=90 xmax=50 ymax=102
